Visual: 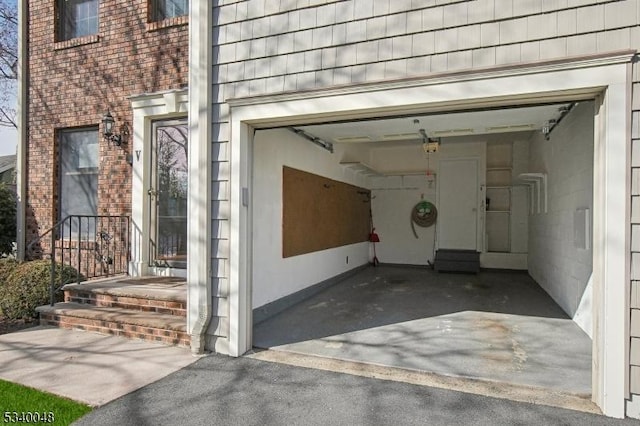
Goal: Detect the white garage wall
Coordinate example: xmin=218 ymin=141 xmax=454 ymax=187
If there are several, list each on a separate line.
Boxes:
xmin=369 ymin=139 xmax=486 ymax=265
xmin=528 ymin=102 xmax=594 ymax=317
xmin=370 ymin=174 xmax=437 ymax=265
xmin=252 ymin=128 xmax=371 ymax=309
xmin=369 ymin=143 xmax=437 ymax=265
xmin=370 ymin=144 xmax=437 ymax=175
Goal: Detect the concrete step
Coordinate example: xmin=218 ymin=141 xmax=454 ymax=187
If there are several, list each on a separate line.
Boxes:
xmin=63 ymin=277 xmax=186 ymax=317
xmin=435 ymin=249 xmax=480 ymax=262
xmin=434 ymin=249 xmax=480 ymax=273
xmin=36 ymin=302 xmax=190 ymax=347
xmin=434 ymin=259 xmax=480 ymax=273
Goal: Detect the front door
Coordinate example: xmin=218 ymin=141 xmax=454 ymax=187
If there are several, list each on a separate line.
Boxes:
xmin=437 ymin=158 xmax=479 ymax=250
xmin=149 ymin=118 xmax=188 ymax=269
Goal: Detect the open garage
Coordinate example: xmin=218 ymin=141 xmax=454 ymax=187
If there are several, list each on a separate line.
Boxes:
xmin=221 ymin=56 xmax=630 ymax=414
xmin=249 ymin=100 xmax=594 ymax=400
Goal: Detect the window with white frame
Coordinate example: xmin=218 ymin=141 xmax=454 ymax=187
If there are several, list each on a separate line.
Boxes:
xmin=59 ymin=128 xmax=99 ymax=237
xmin=150 ymin=0 xmax=188 ymax=22
xmin=57 ymin=0 xmax=99 ymax=41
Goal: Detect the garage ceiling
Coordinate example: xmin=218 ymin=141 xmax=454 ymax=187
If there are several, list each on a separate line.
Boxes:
xmin=292 ymin=102 xmax=574 ymax=145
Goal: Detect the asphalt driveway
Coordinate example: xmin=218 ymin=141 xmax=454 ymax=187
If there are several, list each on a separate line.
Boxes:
xmin=74 ymin=353 xmax=640 ymax=426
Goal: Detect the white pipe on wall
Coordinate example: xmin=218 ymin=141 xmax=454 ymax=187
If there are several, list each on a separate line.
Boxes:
xmin=16 ymin=0 xmax=28 ymax=261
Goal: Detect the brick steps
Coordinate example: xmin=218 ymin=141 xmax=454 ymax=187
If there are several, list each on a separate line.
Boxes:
xmin=36 ymin=277 xmax=189 ymax=347
xmin=65 ymin=290 xmax=186 ymax=317
xmin=37 ymin=303 xmax=189 ymax=346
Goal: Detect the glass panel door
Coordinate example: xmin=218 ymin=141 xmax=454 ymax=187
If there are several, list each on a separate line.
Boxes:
xmin=150 ymin=118 xmax=188 ymax=268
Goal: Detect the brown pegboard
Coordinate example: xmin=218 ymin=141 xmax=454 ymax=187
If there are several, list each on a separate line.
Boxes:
xmin=283 ymin=166 xmax=371 ymax=258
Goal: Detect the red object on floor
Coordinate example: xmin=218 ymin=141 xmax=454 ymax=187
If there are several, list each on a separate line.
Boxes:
xmin=370 ymin=228 xmax=380 ymax=266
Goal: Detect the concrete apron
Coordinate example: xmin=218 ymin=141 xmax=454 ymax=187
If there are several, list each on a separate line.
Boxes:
xmin=0 ymin=326 xmax=198 ymax=407
xmin=247 ymin=349 xmax=599 ymax=415
xmin=252 ymin=266 xmax=597 ymax=414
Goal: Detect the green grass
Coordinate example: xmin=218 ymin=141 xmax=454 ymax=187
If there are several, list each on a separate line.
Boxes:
xmin=0 ymin=379 xmax=91 ymax=425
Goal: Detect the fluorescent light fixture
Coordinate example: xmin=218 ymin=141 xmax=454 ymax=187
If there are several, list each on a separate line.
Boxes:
xmin=485 ymin=124 xmax=535 ymax=132
xmin=431 ymin=128 xmax=474 ymax=137
xmin=333 ymin=135 xmax=373 ymax=143
xmin=381 ymin=132 xmax=420 ymax=141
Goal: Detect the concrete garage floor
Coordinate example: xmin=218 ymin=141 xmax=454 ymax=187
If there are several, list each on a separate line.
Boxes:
xmin=254 ymin=265 xmax=592 ymax=398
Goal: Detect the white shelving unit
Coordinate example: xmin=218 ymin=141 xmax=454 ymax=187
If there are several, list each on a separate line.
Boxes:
xmin=516 ymin=172 xmax=548 ymax=214
xmin=339 ymin=161 xmax=383 ymax=177
xmin=340 ymin=161 xmax=436 ymax=178
xmin=485 ymin=144 xmax=513 ymax=253
xmin=482 ymin=141 xmax=529 ymax=270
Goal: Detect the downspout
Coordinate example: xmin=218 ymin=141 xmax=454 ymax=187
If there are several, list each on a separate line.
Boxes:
xmin=187 ymin=0 xmax=213 ymax=354
xmin=16 ymin=0 xmax=28 ymax=261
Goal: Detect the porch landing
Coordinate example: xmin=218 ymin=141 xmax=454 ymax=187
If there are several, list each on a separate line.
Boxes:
xmin=36 ymin=276 xmax=189 ymax=347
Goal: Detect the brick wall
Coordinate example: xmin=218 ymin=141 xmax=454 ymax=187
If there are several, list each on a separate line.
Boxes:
xmin=26 ymin=0 xmax=188 ymax=247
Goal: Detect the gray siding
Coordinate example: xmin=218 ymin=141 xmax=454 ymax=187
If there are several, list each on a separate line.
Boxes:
xmin=209 ymin=0 xmax=640 ymax=402
xmin=213 ymin=0 xmax=639 ymax=96
xmin=630 ymin=58 xmax=640 ymax=398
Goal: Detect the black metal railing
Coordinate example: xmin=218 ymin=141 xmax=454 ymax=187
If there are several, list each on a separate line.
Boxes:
xmin=26 ymin=215 xmax=130 ymax=306
xmin=150 ymin=215 xmax=187 ymax=267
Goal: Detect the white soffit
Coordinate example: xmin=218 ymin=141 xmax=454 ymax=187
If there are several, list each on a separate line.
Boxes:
xmin=293 ymin=103 xmax=572 ymax=144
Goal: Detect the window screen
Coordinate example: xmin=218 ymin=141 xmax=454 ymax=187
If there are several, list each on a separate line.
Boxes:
xmin=58 ymin=0 xmax=99 ymax=41
xmin=151 ymin=0 xmax=188 ymax=21
xmin=59 ymin=128 xmax=98 ymax=237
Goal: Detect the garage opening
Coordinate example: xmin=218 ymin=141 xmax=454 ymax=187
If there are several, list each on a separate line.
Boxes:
xmin=249 ymin=99 xmax=594 ymax=398
xmin=222 ymin=55 xmax=631 ymax=416
xmin=252 ymin=101 xmax=594 ymax=395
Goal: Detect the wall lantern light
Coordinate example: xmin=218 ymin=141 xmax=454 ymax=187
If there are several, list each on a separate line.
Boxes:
xmin=101 ymin=111 xmax=129 ymax=147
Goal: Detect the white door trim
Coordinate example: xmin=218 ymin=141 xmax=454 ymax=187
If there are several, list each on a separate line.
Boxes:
xmin=226 ymin=54 xmax=633 ymax=417
xmin=129 ymin=89 xmax=188 ymax=278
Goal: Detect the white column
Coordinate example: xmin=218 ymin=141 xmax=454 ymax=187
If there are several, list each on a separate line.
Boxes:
xmin=597 ymin=80 xmax=630 ymax=418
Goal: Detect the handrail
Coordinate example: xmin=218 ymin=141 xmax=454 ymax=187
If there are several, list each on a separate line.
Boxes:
xmin=25 ymin=215 xmax=130 ymax=306
xmin=25 ymin=215 xmax=72 ymax=256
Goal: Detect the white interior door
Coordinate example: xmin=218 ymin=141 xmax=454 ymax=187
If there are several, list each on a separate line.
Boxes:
xmin=437 ymin=158 xmax=479 ymax=250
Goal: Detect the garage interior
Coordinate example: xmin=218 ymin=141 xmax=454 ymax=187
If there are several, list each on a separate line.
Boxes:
xmin=250 ymin=100 xmax=594 ymax=398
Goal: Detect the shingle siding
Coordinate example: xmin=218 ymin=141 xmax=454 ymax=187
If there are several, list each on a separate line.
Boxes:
xmin=631 ymin=35 xmax=640 ymax=408
xmin=213 ymin=1 xmax=638 ymax=93
xmin=209 ymin=0 xmax=639 ymax=407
